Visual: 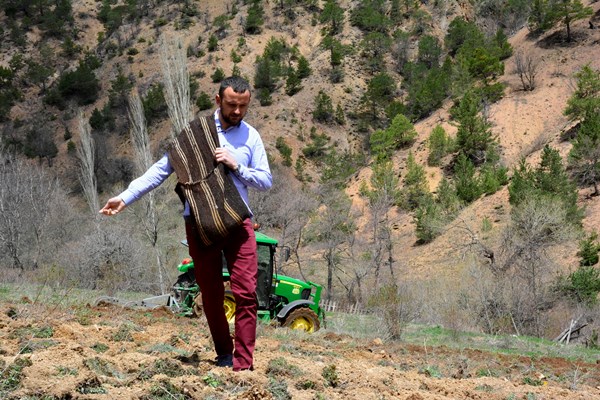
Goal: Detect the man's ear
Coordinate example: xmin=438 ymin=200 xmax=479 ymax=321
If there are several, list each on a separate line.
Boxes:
xmin=215 ymin=94 xmax=221 ymax=106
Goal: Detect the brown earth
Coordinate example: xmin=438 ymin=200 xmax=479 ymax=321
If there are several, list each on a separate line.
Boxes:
xmin=1 ymin=301 xmax=599 ymax=400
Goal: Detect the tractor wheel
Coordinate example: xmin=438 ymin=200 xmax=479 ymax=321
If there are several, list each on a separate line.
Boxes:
xmin=282 ymin=308 xmax=320 ymax=333
xmin=223 ymin=292 xmax=236 ymax=323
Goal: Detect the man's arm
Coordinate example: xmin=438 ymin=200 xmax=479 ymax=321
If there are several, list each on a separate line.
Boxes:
xmin=235 ymin=136 xmax=272 ymax=191
xmin=99 ymin=154 xmax=173 ymax=216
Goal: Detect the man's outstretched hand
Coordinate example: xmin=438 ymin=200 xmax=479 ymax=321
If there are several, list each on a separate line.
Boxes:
xmin=99 ymin=197 xmax=126 ymax=216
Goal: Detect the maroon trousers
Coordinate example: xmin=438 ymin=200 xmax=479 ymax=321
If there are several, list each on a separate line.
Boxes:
xmin=185 ymin=218 xmax=257 ymax=371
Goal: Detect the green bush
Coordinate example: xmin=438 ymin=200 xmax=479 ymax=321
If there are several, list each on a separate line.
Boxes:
xmin=577 ymin=231 xmax=600 ymax=267
xmin=427 ymin=125 xmax=452 ymax=166
xmin=312 ymin=90 xmax=334 ymax=123
xmin=479 ymin=164 xmax=508 ymax=195
xmin=211 ymin=67 xmax=225 ymax=83
xmin=508 ymin=145 xmax=582 ymax=223
xmin=56 ymin=59 xmax=100 ymax=105
xmin=143 ymin=84 xmax=168 ymax=125
xmin=297 ymin=55 xmax=311 ymax=79
xmin=258 ymin=88 xmax=272 ymax=106
xmin=454 ymin=153 xmax=482 ymax=203
xmin=321 ymin=364 xmax=339 ymax=387
xmin=207 ymin=34 xmax=218 ymax=52
xmin=370 ymin=114 xmax=417 ymax=160
xmin=285 ymin=70 xmax=302 ymax=96
xmin=350 ymin=0 xmax=389 ymax=33
xmin=0 ymin=67 xmax=21 ymax=121
xmin=275 ymin=137 xmax=292 ymax=167
xmin=302 ymin=131 xmax=329 ymax=160
xmin=245 ymin=0 xmax=265 ymax=34
xmin=196 ymin=91 xmax=213 ymax=111
xmin=558 ymin=265 xmax=600 ymax=306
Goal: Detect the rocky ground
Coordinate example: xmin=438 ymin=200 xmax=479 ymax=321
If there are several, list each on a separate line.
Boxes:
xmin=1 ymin=300 xmax=599 ymax=400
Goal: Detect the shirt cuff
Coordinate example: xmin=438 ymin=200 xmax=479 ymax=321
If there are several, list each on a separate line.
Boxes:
xmin=118 ymin=191 xmax=136 ymax=206
xmin=234 ymin=163 xmax=244 ymax=176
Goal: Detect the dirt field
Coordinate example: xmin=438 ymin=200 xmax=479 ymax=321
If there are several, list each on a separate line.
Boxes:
xmin=1 ymin=300 xmax=599 ymax=400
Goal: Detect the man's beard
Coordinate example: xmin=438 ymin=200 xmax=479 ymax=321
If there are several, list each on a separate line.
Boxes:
xmin=220 ymin=108 xmax=243 ymax=126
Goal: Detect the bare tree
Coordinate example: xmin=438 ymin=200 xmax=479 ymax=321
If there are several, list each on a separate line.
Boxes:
xmin=127 ymin=90 xmax=170 ymax=294
xmin=77 ymin=112 xmax=99 ymax=215
xmin=369 ymin=281 xmax=423 ymax=340
xmin=0 ymin=151 xmax=71 ymax=272
xmin=159 ymin=34 xmax=193 ymax=137
xmin=363 ymin=160 xmax=402 ymax=286
xmin=514 ymin=51 xmax=540 ymax=91
xmin=250 ymin=167 xmax=317 ymax=278
xmin=499 ymin=196 xmax=579 ymax=336
xmin=70 ymin=226 xmax=149 ymax=294
xmin=308 ymin=186 xmax=356 ymax=302
xmin=128 ymin=90 xmax=153 ymax=173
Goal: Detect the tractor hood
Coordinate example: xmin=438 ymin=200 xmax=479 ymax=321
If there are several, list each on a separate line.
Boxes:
xmin=255 ymin=231 xmax=278 ymax=246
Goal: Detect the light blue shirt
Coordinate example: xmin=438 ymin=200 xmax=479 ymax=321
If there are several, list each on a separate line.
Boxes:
xmin=119 ymin=110 xmax=272 ymax=216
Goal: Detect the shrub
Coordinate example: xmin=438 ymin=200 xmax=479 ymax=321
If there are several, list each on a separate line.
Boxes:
xmin=211 ymin=67 xmax=225 ymax=83
xmin=427 ymin=125 xmax=452 ymax=166
xmin=296 ymin=55 xmax=311 ymax=79
xmin=207 ymin=34 xmax=218 ymax=52
xmin=302 ymin=131 xmax=329 ymax=160
xmin=245 ymin=0 xmax=265 ymax=34
xmin=196 ymin=91 xmax=213 ymax=111
xmin=321 ymin=365 xmax=339 ymax=387
xmin=367 ymin=283 xmax=420 ymax=339
xmin=578 ymin=231 xmax=600 ymax=267
xmin=414 ymin=199 xmax=445 ymax=243
xmin=141 ymin=83 xmax=167 ymax=124
xmin=370 ymin=114 xmax=417 ymax=160
xmin=559 ymin=266 xmax=600 ymax=306
xmin=312 ymin=90 xmax=334 ymax=123
xmin=454 ymin=153 xmax=481 ymax=203
xmin=56 ymin=61 xmax=100 ymax=105
xmin=275 ymin=137 xmax=292 ymax=167
xmin=257 ymin=88 xmax=272 ymax=106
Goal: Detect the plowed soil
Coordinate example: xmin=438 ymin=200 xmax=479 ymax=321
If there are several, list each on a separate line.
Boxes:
xmin=1 ymin=301 xmax=599 ymax=400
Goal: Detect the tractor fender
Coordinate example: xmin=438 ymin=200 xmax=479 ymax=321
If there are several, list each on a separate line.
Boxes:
xmin=276 ymin=300 xmax=315 ymax=320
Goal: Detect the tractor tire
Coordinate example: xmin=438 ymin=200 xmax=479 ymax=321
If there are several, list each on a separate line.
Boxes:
xmin=282 ymin=308 xmax=320 ymax=333
xmin=223 ymin=291 xmax=236 ymax=323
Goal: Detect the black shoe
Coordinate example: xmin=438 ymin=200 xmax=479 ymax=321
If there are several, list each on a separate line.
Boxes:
xmin=215 ymin=354 xmax=233 ymax=367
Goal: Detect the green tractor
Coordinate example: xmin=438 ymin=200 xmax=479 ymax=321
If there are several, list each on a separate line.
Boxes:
xmin=172 ymin=231 xmax=324 ymax=333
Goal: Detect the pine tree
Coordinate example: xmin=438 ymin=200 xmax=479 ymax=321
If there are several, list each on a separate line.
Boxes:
xmin=312 ymin=90 xmax=334 ymax=123
xmin=402 ymin=152 xmax=431 ymax=210
xmin=454 ymin=90 xmax=496 ymax=166
xmin=427 ymin=125 xmax=451 ymax=166
xmin=245 ymin=0 xmax=265 ymax=34
xmin=296 ymin=55 xmax=312 ymax=79
xmin=568 ymin=114 xmax=600 ymax=195
xmin=285 ymin=68 xmax=302 ymax=96
xmin=564 ymin=64 xmax=600 ymax=121
xmin=454 ymin=153 xmax=481 ymax=203
xmin=509 ymin=145 xmax=583 ymax=224
xmin=550 ymin=0 xmax=593 ymax=42
xmin=320 ymin=0 xmax=345 ymax=35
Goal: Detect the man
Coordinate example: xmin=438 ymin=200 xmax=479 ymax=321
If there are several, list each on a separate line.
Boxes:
xmin=99 ymin=76 xmax=272 ymax=371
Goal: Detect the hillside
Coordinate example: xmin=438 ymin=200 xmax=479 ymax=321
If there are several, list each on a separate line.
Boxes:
xmin=2 ymin=0 xmax=600 ymax=351
xmin=2 ymin=2 xmax=600 ymax=398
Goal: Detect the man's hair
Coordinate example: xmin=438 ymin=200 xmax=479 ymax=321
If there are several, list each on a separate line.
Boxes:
xmin=219 ymin=76 xmax=252 ymax=98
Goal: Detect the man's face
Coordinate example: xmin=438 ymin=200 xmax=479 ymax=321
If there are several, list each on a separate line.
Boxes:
xmin=216 ymin=87 xmax=251 ymax=129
